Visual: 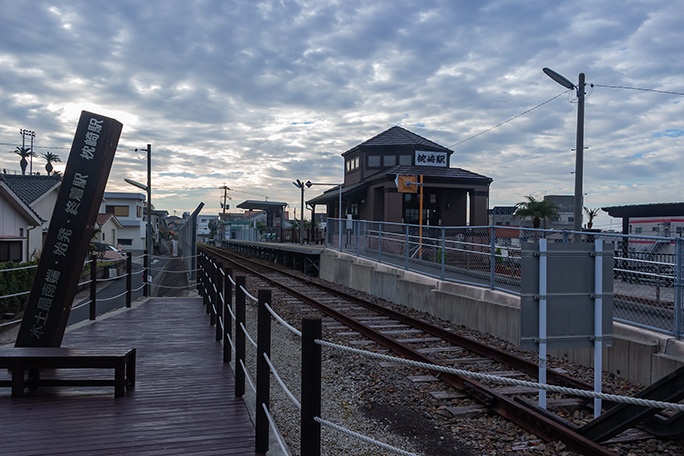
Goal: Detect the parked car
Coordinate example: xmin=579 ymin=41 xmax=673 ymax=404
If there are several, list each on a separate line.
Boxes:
xmin=90 ymin=242 xmax=126 ymax=261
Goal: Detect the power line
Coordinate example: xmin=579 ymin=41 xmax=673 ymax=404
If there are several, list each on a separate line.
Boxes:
xmin=449 ymin=90 xmax=570 ymax=148
xmin=592 ymin=83 xmax=684 ymax=96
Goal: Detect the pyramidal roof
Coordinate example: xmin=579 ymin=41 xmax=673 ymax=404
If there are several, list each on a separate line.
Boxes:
xmin=343 ymin=126 xmax=453 ymax=155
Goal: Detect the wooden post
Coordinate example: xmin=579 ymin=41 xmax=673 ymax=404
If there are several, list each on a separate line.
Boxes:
xmin=143 ymin=249 xmax=149 ymax=297
xmin=235 ymin=276 xmax=246 ymax=397
xmin=126 ymin=252 xmax=132 ymax=308
xmin=301 ymin=317 xmax=322 ymax=456
xmin=89 ymin=255 xmax=97 ymax=321
xmin=224 ymin=267 xmax=233 ymax=363
xmin=209 ymin=258 xmax=216 ymax=327
xmin=255 ymin=289 xmax=272 ymax=454
xmin=215 ymin=261 xmax=223 ymax=341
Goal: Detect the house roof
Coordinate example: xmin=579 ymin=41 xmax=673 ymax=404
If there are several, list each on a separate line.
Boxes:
xmin=0 ymin=179 xmax=43 ymax=225
xmin=602 ymin=202 xmax=684 ymax=218
xmin=96 ymin=213 xmax=124 ymax=228
xmin=0 ymin=173 xmax=61 ymax=206
xmin=307 ymin=165 xmax=492 ymax=206
xmin=341 ymin=126 xmax=453 ymax=156
xmin=489 ymin=206 xmax=517 ymax=215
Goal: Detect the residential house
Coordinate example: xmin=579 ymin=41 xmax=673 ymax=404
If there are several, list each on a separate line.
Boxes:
xmin=100 ymin=192 xmax=147 ymax=251
xmin=0 ymin=173 xmax=61 ymax=262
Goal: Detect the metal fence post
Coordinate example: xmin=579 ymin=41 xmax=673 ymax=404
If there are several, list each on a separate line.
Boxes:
xmin=256 ymin=289 xmax=272 ymax=454
xmin=490 ymin=226 xmax=496 ymax=289
xmin=675 ymin=238 xmax=683 ymax=338
xmin=235 ymin=276 xmax=246 ymax=397
xmin=224 ymin=267 xmax=233 ymax=363
xmin=378 ymin=222 xmax=383 ymax=263
xmin=89 ymin=254 xmax=97 ymax=320
xmin=126 ymin=252 xmax=132 ymax=308
xmin=301 ymin=317 xmax=322 ymax=456
xmin=405 ymin=224 xmax=409 ymax=270
xmin=215 ymin=261 xmax=223 ymax=341
xmin=441 ymin=226 xmax=446 ymax=280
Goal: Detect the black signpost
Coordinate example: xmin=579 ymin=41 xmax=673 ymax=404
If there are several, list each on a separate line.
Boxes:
xmin=16 ymin=111 xmax=123 ymax=347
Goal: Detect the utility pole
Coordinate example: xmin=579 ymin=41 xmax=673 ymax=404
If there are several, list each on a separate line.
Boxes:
xmin=20 ymin=129 xmax=36 ymax=174
xmin=219 ymin=184 xmax=231 ymax=243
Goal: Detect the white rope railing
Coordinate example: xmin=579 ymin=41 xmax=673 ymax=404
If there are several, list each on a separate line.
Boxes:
xmin=240 ymin=359 xmax=257 ymax=393
xmin=154 ymin=283 xmax=197 ymax=290
xmin=132 ymin=283 xmax=146 ymax=292
xmin=0 ymin=319 xmax=21 ymax=328
xmin=0 ymin=290 xmax=30 ymax=299
xmin=263 ymin=352 xmax=301 ymax=410
xmin=239 ymin=285 xmax=258 ymax=303
xmin=97 ymin=272 xmax=128 ymax=282
xmin=262 ymin=403 xmax=291 ymax=456
xmin=265 ymin=303 xmax=302 ymax=337
xmin=0 ymin=263 xmax=38 ymax=273
xmin=314 ymin=417 xmax=419 ymax=456
xmin=240 ymin=322 xmax=258 ymax=348
xmin=78 ymin=279 xmax=92 ymax=287
xmin=316 ymin=339 xmax=684 ymax=412
xmin=71 ymin=300 xmax=91 ymax=311
xmin=96 ymin=290 xmax=128 ymax=302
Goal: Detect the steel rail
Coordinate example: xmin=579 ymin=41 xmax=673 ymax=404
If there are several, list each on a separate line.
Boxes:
xmin=201 ymin=246 xmax=617 ymax=456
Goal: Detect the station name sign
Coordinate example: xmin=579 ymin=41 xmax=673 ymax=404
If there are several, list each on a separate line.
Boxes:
xmin=415 ymin=150 xmax=447 ymax=167
xmin=16 ymin=111 xmax=123 ymax=347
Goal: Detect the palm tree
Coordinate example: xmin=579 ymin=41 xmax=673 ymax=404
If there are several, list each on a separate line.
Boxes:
xmin=12 ymin=146 xmax=36 ymax=175
xmin=42 ymin=151 xmax=61 ymax=176
xmin=584 ymin=207 xmax=600 ymax=230
xmin=514 ymin=195 xmax=559 ymax=229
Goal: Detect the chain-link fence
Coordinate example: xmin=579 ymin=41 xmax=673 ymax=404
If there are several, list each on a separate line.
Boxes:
xmin=326 ymin=218 xmax=684 ymax=337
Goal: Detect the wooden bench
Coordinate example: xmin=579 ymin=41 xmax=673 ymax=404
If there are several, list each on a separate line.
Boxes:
xmin=0 ymin=347 xmax=135 ymax=398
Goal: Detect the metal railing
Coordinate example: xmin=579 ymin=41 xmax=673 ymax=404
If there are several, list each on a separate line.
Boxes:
xmin=326 ymin=219 xmax=684 ymax=338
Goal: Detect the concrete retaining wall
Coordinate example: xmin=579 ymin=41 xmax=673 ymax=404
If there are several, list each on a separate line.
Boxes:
xmin=320 ymin=250 xmax=684 ymax=386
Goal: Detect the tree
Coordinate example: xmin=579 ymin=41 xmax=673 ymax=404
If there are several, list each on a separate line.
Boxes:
xmin=42 ymin=151 xmax=61 ymax=176
xmin=12 ymin=146 xmax=36 ymax=175
xmin=584 ymin=207 xmax=600 ymax=230
xmin=208 ymin=219 xmax=219 ymax=239
xmin=514 ymin=195 xmax=559 ymax=229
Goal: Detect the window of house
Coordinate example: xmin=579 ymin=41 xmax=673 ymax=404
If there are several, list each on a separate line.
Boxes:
xmin=568 ymin=217 xmax=574 ymax=222
xmin=353 ymin=157 xmax=359 ymax=169
xmin=118 ymin=238 xmax=133 ymax=245
xmin=399 ymin=155 xmax=412 ymax=165
xmin=368 ymin=155 xmax=381 ymax=167
xmin=635 ymin=227 xmax=643 ymax=234
xmin=106 ymin=205 xmax=129 ymax=217
xmin=652 ymin=227 xmax=659 ymax=232
xmin=19 ymin=228 xmax=23 ymax=237
xmin=383 ymin=155 xmax=396 ymax=167
xmin=0 ymin=241 xmax=22 ymax=262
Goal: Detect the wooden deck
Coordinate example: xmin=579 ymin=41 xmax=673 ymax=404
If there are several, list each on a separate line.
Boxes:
xmin=0 ymin=297 xmax=258 ymax=455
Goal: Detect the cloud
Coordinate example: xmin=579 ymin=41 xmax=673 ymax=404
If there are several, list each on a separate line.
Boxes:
xmin=0 ymin=0 xmax=683 ymax=219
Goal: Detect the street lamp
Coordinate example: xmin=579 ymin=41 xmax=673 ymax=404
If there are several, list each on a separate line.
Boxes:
xmin=127 ymin=144 xmax=152 ymax=295
xmin=292 ymin=179 xmax=305 ymax=244
xmin=543 ymin=67 xmax=586 ymax=233
xmin=20 ymin=129 xmax=36 ymax=174
xmin=306 ymin=180 xmax=343 ymax=250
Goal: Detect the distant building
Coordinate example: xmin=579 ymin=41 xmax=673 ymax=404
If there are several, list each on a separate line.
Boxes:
xmin=307 ymin=126 xmax=492 ymax=226
xmin=197 ymin=214 xmax=219 ymax=236
xmin=95 ymin=213 xmax=124 ymax=247
xmin=100 ymin=192 xmax=147 ymax=251
xmin=544 ymin=195 xmax=575 ymax=230
xmin=603 ymin=202 xmax=684 ymax=255
xmin=489 ymin=206 xmax=517 ymax=226
xmin=0 ymin=173 xmax=61 ymax=261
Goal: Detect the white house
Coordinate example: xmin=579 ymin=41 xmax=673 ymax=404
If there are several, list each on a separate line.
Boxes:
xmin=95 ymin=213 xmax=124 ymax=247
xmin=0 ymin=173 xmax=61 ymax=262
xmin=100 ymin=192 xmax=146 ymax=251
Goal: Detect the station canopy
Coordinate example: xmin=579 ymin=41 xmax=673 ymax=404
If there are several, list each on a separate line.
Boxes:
xmin=236 ymin=200 xmax=288 ymax=211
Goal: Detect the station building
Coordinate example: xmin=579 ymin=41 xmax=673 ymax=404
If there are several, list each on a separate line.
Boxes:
xmin=307 ymin=126 xmax=492 ymax=226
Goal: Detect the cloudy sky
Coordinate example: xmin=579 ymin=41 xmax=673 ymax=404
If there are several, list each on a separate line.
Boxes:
xmin=1 ymin=0 xmax=683 ymax=230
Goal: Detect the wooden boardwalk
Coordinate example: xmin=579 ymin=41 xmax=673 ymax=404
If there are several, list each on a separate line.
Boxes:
xmin=0 ymin=297 xmax=258 ymax=455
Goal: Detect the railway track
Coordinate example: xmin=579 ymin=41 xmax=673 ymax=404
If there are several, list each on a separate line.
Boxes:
xmin=200 ymin=245 xmax=625 ymax=455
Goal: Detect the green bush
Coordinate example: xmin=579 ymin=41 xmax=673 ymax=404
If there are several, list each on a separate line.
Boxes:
xmin=0 ymin=260 xmax=38 ymax=315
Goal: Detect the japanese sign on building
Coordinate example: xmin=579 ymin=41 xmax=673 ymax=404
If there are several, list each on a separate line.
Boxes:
xmin=16 ymin=111 xmax=122 ymax=347
xmin=415 ymin=150 xmax=447 ymax=167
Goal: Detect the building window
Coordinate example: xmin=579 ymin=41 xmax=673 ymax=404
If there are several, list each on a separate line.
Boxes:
xmin=368 ymin=155 xmax=381 ymax=167
xmin=652 ymin=227 xmax=659 ymax=232
xmin=119 ymin=238 xmax=133 ymax=245
xmin=0 ymin=241 xmax=22 ymax=262
xmin=19 ymin=228 xmax=23 ymax=237
xmin=568 ymin=217 xmax=574 ymax=222
xmin=399 ymin=155 xmax=412 ymax=165
xmin=635 ymin=227 xmax=643 ymax=234
xmin=137 ymin=206 xmax=143 ymax=218
xmin=346 ymin=156 xmax=360 ymax=172
xmin=383 ymin=155 xmax=396 ymax=167
xmin=106 ymin=205 xmax=129 ymax=217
